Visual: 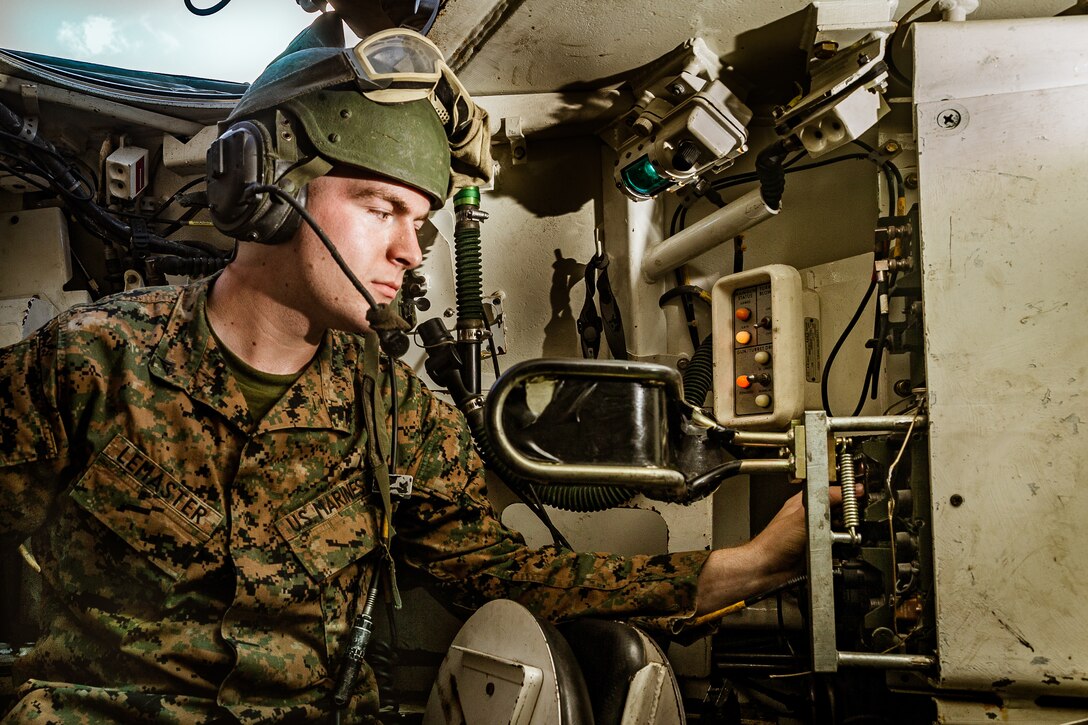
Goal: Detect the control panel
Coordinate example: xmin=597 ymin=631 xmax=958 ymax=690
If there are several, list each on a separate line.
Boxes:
xmin=711 ymin=265 xmax=807 ymax=430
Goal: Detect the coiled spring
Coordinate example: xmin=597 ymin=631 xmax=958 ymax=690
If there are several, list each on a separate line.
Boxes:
xmin=838 ymin=444 xmax=860 ymax=534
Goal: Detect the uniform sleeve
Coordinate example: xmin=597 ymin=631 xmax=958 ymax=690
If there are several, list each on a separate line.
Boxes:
xmin=0 ymin=317 xmax=71 ymax=542
xmin=388 ymin=365 xmax=712 ymax=635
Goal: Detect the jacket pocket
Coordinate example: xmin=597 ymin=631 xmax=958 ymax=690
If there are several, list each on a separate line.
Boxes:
xmin=68 ymin=435 xmax=221 ymax=581
xmin=276 ymin=488 xmax=381 ymax=582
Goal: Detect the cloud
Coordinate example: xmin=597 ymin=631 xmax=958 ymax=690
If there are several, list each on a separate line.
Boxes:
xmin=137 ymin=16 xmax=181 ymax=54
xmin=57 ymin=15 xmax=129 ymax=57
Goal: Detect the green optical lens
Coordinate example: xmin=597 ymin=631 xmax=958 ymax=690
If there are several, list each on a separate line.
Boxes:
xmin=620 ymin=156 xmax=672 ymax=198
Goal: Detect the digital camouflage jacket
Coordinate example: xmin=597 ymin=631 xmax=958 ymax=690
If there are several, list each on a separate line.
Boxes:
xmin=0 ymin=278 xmax=710 ymax=723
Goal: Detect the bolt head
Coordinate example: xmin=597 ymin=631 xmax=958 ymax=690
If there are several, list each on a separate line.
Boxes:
xmin=813 ymin=41 xmax=838 ymax=60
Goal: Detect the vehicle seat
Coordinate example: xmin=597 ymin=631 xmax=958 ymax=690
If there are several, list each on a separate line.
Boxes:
xmin=423 ymin=600 xmax=684 ymax=725
xmin=557 ymin=618 xmax=679 ymax=725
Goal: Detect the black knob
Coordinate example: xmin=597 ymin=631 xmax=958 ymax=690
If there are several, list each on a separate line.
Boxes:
xmin=672 ymin=141 xmax=701 ymax=172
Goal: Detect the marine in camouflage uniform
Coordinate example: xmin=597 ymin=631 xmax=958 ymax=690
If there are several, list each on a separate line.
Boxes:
xmin=0 ymin=278 xmax=710 ymax=722
xmin=0 ymin=19 xmax=715 ymax=725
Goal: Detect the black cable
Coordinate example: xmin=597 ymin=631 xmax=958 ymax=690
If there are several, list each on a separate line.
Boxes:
xmin=0 ymin=159 xmax=52 ymax=193
xmin=0 ymin=129 xmax=96 ymax=202
xmin=0 ymin=146 xmax=95 ymax=208
xmin=670 ymin=204 xmax=684 ymax=236
xmin=0 ymin=137 xmax=130 ymax=244
xmin=755 ymin=138 xmax=797 ymax=211
xmin=486 ymin=331 xmax=502 ymax=379
xmin=386 ymin=357 xmax=398 ymax=470
xmin=669 ymin=270 xmax=702 ymax=350
xmin=674 ymin=459 xmax=743 ymax=504
xmin=821 ymin=277 xmax=877 ymax=416
xmin=711 ymin=152 xmax=870 ymax=193
xmin=748 ymin=574 xmax=807 ymax=607
xmin=151 ymin=176 xmax=206 ymax=219
xmin=783 ymin=150 xmax=808 ymax=169
xmin=158 ymin=205 xmax=202 ymax=238
xmin=851 ymin=139 xmax=903 ymax=213
xmin=657 ymin=284 xmax=711 ymax=308
xmin=184 ymin=0 xmax=233 ymax=16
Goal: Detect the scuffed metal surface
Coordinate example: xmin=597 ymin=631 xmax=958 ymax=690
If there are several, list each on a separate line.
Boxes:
xmin=915 ymin=18 xmax=1088 ymax=697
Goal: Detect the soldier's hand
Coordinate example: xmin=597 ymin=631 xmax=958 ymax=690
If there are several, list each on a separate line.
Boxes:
xmin=695 ymin=485 xmax=858 ymax=616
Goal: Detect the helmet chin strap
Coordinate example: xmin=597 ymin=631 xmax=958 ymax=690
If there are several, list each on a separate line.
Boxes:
xmin=246 ymin=182 xmax=411 ymax=359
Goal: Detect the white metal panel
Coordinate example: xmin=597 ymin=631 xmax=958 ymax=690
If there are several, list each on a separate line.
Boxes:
xmin=0 ymin=208 xmax=89 ymax=317
xmin=913 ymin=18 xmax=1088 ymax=696
xmin=911 ymin=16 xmax=1088 ymax=102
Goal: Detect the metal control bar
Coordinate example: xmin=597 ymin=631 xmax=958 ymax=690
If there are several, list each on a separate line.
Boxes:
xmin=799 ymin=412 xmax=933 ymax=674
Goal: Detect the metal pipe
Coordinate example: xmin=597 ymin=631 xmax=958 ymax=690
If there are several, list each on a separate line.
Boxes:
xmin=732 ymin=430 xmax=793 ymax=447
xmin=828 ymin=415 xmax=927 ymax=432
xmin=485 ymin=359 xmax=687 ymax=490
xmin=837 ymin=652 xmax=936 ymax=670
xmin=739 ymin=460 xmax=793 ymax=475
xmin=640 ymin=186 xmax=778 ymax=282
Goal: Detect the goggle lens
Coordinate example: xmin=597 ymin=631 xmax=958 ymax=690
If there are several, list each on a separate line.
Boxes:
xmin=353 ymin=29 xmax=443 ymax=86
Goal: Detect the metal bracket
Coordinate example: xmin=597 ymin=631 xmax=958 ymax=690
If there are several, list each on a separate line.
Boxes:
xmin=18 ymin=84 xmax=39 ymax=142
xmin=497 ymin=116 xmax=527 ymax=164
xmin=802 ymin=411 xmax=839 ymax=673
xmin=483 ymin=290 xmax=507 ymax=357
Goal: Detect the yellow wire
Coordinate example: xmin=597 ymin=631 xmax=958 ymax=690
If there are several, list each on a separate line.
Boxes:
xmin=690 ymin=599 xmax=747 ymax=627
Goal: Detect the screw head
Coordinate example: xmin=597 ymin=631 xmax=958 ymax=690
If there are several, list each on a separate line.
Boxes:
xmin=950 ymin=494 xmax=964 ymax=507
xmin=668 ymin=82 xmax=685 ymax=96
xmin=937 ymin=108 xmax=962 ymax=129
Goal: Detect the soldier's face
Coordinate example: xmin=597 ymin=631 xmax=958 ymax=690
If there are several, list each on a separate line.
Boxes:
xmin=296 ymin=169 xmax=429 ymax=333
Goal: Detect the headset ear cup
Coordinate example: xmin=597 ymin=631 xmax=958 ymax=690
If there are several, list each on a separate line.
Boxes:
xmin=207 ymin=120 xmax=303 ymax=244
xmin=261 ymin=184 xmax=305 ymax=245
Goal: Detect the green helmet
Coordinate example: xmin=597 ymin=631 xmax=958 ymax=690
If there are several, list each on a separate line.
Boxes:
xmin=228 ymin=43 xmax=452 ymax=208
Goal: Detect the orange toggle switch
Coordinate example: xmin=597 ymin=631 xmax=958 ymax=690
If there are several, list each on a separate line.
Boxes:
xmin=735 ymin=330 xmax=752 ymax=345
xmin=735 ymin=307 xmax=752 ymax=321
xmin=736 ymin=375 xmax=752 ymax=389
